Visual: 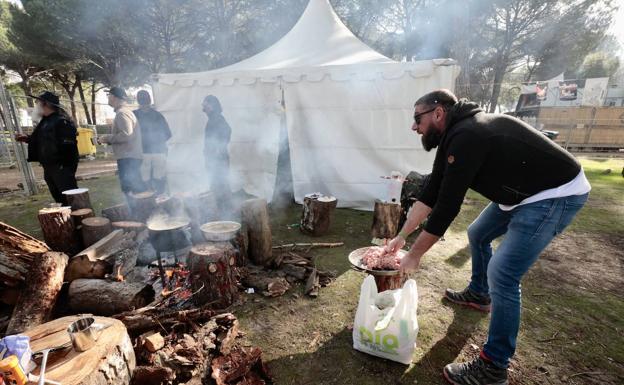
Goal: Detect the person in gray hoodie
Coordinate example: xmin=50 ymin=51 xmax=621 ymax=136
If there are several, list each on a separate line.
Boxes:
xmin=99 ymin=87 xmax=146 ymax=194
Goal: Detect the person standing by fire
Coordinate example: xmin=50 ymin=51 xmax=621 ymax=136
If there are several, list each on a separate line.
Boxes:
xmin=202 ymin=95 xmax=232 ymax=213
xmin=385 ymin=89 xmax=590 ymax=385
xmin=15 ymin=91 xmax=79 ymax=205
xmin=99 ymin=86 xmax=146 ymax=195
xmin=134 ymin=90 xmax=172 ymax=195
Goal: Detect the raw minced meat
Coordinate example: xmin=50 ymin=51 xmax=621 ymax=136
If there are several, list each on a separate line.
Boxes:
xmin=360 ymin=246 xmax=401 ymax=270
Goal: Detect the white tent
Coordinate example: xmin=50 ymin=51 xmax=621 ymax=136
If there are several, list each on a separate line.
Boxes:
xmin=153 ymin=0 xmax=460 ymax=209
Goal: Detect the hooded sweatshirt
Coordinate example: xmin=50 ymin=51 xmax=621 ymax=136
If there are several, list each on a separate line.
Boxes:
xmin=418 ymin=100 xmax=580 ymax=237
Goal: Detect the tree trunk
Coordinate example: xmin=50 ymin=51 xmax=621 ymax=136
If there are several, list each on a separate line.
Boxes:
xmin=6 ymin=251 xmax=68 ymax=334
xmin=76 ymin=76 xmax=92 ymax=125
xmin=101 ymin=203 xmax=131 ymax=222
xmin=63 ymin=187 xmax=92 ymax=210
xmin=23 ymin=315 xmax=135 ymax=385
xmin=38 ymin=206 xmax=81 ymax=255
xmin=69 ymin=279 xmax=155 ymax=316
xmin=371 ymin=200 xmax=402 ymax=239
xmin=240 ymin=199 xmax=273 ymax=266
xmin=128 ymin=191 xmax=157 ymax=223
xmin=0 ymin=221 xmax=48 ymax=286
xmin=90 ymin=80 xmax=97 ymax=125
xmin=81 ymin=217 xmax=113 ymax=248
xmin=300 ymin=195 xmax=338 ymax=236
xmin=188 ymin=242 xmax=239 ymax=308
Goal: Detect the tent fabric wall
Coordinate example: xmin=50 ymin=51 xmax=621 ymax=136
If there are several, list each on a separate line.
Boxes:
xmin=152 ymin=80 xmax=282 ymax=199
xmin=284 ymin=62 xmax=457 ymax=210
xmin=151 ymin=0 xmax=460 ymax=208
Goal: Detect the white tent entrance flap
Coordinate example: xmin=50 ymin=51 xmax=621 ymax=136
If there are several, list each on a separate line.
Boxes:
xmin=152 ymin=0 xmax=460 ymax=208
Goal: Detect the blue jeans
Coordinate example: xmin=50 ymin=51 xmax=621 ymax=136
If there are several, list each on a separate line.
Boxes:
xmin=466 ymin=193 xmax=589 ymax=368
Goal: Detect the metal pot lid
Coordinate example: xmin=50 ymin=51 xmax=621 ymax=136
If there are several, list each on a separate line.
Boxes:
xmin=348 ymin=246 xmax=407 ymax=276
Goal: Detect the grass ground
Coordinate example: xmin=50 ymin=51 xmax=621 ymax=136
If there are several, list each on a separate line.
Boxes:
xmin=0 ymin=157 xmax=622 ymax=384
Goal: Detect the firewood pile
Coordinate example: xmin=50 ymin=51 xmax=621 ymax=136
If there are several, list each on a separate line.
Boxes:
xmin=0 ymin=190 xmax=344 ymax=384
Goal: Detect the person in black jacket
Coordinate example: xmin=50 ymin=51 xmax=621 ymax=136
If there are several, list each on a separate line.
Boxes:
xmin=385 ymin=89 xmax=590 ymax=385
xmin=202 ymin=95 xmax=232 ymax=215
xmin=16 ymin=91 xmax=79 ymax=205
xmin=134 ymin=90 xmax=171 ymax=194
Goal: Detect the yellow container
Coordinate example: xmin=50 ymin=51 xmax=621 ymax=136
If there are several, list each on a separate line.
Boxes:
xmin=0 ymin=355 xmax=27 ymax=385
xmin=77 ymin=127 xmax=97 ymax=157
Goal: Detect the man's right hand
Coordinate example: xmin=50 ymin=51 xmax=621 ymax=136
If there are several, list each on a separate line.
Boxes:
xmin=15 ymin=134 xmax=29 ymax=143
xmin=385 ymin=235 xmax=406 ymax=254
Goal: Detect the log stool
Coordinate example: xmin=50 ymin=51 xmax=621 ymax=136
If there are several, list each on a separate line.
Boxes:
xmin=188 ymin=242 xmax=239 ymax=308
xmin=62 ymin=188 xmax=92 ymax=210
xmin=38 ymin=206 xmax=81 ymax=255
xmin=371 ymin=200 xmax=402 ymax=239
xmin=128 ymin=191 xmax=157 ymax=222
xmin=241 ymin=198 xmax=273 ymax=266
xmin=101 ymin=203 xmax=131 ymax=222
xmin=81 ymin=217 xmax=113 ymax=247
xmin=300 ymin=194 xmax=338 ymax=236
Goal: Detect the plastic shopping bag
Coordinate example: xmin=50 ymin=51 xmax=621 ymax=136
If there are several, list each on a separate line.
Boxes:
xmin=352 ymin=275 xmax=418 ymax=364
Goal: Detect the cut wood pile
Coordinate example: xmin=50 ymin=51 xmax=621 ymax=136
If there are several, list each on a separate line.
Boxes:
xmin=0 ymin=190 xmax=345 ymax=384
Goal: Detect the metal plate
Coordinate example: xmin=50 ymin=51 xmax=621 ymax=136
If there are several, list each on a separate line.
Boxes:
xmin=348 ymin=246 xmax=407 ymax=276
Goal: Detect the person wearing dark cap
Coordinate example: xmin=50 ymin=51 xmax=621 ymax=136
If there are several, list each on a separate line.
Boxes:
xmin=99 ymin=86 xmax=146 ymax=195
xmin=15 ymin=91 xmax=79 ymax=204
xmin=133 ymin=90 xmax=171 ymax=195
xmin=202 ymin=95 xmax=232 ymax=215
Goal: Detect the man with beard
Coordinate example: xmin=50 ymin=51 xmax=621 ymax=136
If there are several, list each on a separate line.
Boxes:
xmin=385 ymin=89 xmax=590 ymax=385
xmin=16 ymin=91 xmax=79 ymax=205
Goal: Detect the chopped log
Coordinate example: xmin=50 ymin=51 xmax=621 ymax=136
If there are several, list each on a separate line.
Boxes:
xmin=68 ymin=278 xmax=155 ymax=316
xmin=231 ymin=228 xmax=248 ymax=266
xmin=6 ymin=251 xmax=68 ymax=334
xmin=374 ymin=274 xmax=407 ymax=292
xmin=38 ymin=206 xmax=81 ymax=255
xmin=371 ymin=200 xmax=402 ymax=239
xmin=131 ymin=366 xmax=174 ymax=385
xmin=65 ymin=230 xmax=134 ymax=282
xmin=113 ymin=306 xmax=223 ymax=335
xmin=101 ymin=203 xmax=131 ymax=222
xmin=300 ymin=194 xmax=338 ymax=236
xmin=62 ymin=188 xmax=92 ymax=210
xmin=143 ymin=332 xmax=165 ymax=352
xmin=71 ymin=208 xmax=94 ymax=227
xmin=109 ymin=246 xmax=138 ymax=281
xmin=24 ymin=315 xmax=135 ymax=385
xmin=211 ymin=347 xmax=271 ymax=385
xmin=305 ymin=268 xmax=320 ymax=298
xmin=240 ymin=198 xmax=273 ymax=266
xmin=81 ymin=216 xmax=113 ymax=247
xmin=0 ymin=221 xmax=47 ymax=286
xmin=272 ymin=242 xmax=344 ymax=250
xmin=112 ymin=221 xmax=146 ymax=233
xmin=0 ymin=221 xmax=49 ymax=254
xmin=188 ymin=242 xmax=239 ymax=308
xmin=128 ymin=191 xmax=157 ymax=222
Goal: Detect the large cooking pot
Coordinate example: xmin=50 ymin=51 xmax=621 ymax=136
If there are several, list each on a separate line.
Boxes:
xmin=147 ymin=217 xmax=191 ymax=252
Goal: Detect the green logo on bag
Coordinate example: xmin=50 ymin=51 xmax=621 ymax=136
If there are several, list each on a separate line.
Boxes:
xmin=359 ymin=326 xmax=399 ymax=354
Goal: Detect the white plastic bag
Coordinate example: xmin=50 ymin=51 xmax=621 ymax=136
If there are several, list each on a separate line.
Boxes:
xmin=352 ymin=275 xmax=418 ymax=364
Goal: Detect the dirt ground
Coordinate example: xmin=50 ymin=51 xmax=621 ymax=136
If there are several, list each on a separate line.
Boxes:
xmin=0 ymin=157 xmax=622 ymax=384
xmin=0 ymin=157 xmax=117 ymax=192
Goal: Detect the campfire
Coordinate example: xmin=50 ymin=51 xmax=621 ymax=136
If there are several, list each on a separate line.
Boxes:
xmin=0 ymin=192 xmax=341 ymax=385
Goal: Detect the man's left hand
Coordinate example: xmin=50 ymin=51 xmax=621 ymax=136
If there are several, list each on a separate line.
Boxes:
xmin=400 ymin=251 xmax=422 ymax=274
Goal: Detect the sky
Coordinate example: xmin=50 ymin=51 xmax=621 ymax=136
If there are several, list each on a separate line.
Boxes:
xmin=611 ymin=1 xmax=624 ymax=57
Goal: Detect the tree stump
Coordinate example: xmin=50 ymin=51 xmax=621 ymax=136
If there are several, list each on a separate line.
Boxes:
xmin=371 ymin=200 xmax=402 ymax=239
xmin=6 ymin=251 xmax=68 ymax=334
xmin=374 ymin=274 xmax=407 ymax=292
xmin=62 ymin=188 xmax=92 ymax=210
xmin=241 ymin=198 xmax=273 ymax=266
xmin=300 ymin=194 xmax=338 ymax=236
xmin=101 ymin=203 xmax=131 ymax=222
xmin=188 ymin=242 xmax=239 ymax=308
xmin=23 ymin=315 xmax=135 ymax=385
xmin=112 ymin=221 xmax=146 ymax=234
xmin=128 ymin=191 xmax=157 ymax=222
xmin=38 ymin=206 xmax=81 ymax=255
xmin=231 ymin=228 xmax=248 ymax=266
xmin=69 ymin=279 xmax=155 ymax=316
xmin=81 ymin=217 xmax=113 ymax=248
xmin=71 ymin=208 xmax=95 ymax=227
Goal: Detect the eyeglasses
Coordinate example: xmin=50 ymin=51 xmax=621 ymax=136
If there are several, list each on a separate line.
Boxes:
xmin=413 ymin=108 xmax=437 ymax=125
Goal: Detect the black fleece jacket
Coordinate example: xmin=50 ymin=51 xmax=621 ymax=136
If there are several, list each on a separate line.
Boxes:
xmin=418 ymin=100 xmax=580 ymax=237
